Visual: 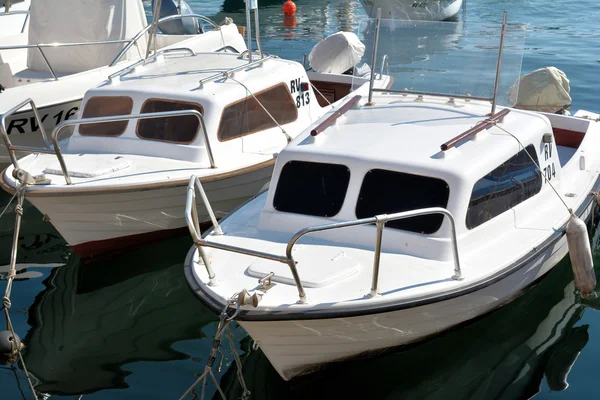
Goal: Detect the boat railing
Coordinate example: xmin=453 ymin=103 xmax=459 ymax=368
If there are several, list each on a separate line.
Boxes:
xmin=0 ymin=13 xmax=222 ymax=81
xmin=0 ymin=100 xmax=215 ymax=185
xmin=198 ymin=54 xmax=275 ymax=87
xmin=0 ymin=9 xmax=30 ymax=34
xmin=185 ymin=175 xmax=463 ymax=304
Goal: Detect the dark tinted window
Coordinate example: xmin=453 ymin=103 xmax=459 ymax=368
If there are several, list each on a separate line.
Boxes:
xmin=218 ymin=83 xmax=298 ymax=142
xmin=273 ymin=161 xmax=350 ymax=217
xmin=79 ymin=96 xmax=133 ymax=136
xmin=137 ymin=99 xmax=203 ymax=144
xmin=356 ymin=169 xmax=450 ymax=234
xmin=466 ymin=145 xmax=542 ymax=229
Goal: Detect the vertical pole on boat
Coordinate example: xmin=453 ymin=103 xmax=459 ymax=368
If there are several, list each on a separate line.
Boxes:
xmin=253 ymin=0 xmax=263 ymax=58
xmin=245 ymin=0 xmax=253 ymax=63
xmin=145 ymin=0 xmax=163 ymax=63
xmin=369 ymin=218 xmax=385 ymax=297
xmin=366 ymin=8 xmax=382 ymax=106
xmin=491 ymin=11 xmax=508 ymax=115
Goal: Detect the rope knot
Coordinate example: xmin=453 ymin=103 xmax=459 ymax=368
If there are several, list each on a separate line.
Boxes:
xmin=2 ymin=296 xmax=11 ymax=310
xmin=15 ymin=204 xmax=23 ymax=216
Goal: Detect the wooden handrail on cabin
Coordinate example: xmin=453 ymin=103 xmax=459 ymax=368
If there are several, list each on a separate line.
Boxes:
xmin=310 ymin=95 xmax=362 ymax=136
xmin=441 ymin=108 xmax=511 ymax=151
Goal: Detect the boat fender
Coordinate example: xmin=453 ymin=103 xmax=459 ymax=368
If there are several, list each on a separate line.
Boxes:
xmin=237 ymin=289 xmax=262 ymax=307
xmin=544 ymin=325 xmax=589 ymax=391
xmin=566 ymin=215 xmax=596 ymax=297
xmin=0 ymin=330 xmax=20 ymax=356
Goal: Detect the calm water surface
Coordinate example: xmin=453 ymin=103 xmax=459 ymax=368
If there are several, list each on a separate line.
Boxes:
xmin=1 ymin=0 xmax=600 ymax=398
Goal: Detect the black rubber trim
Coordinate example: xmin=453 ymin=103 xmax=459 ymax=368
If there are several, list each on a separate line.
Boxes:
xmin=186 ymin=177 xmax=600 ymax=321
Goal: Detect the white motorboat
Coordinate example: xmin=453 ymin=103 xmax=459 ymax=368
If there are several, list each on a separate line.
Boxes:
xmin=0 ymin=16 xmax=392 ymax=259
xmin=0 ymin=0 xmax=246 ymax=167
xmin=360 ymin=0 xmax=463 ymax=20
xmin=183 ymin=16 xmax=600 ymax=380
xmin=0 ymin=0 xmax=30 ymax=37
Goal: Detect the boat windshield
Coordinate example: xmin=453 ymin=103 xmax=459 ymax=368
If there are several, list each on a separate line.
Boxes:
xmin=352 ymin=17 xmax=527 ymax=108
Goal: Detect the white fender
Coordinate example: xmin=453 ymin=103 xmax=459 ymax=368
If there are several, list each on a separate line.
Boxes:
xmin=566 ymin=215 xmax=596 ymax=296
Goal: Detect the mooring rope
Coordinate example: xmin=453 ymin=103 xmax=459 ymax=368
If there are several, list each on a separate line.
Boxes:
xmin=179 ymin=296 xmax=250 ymax=400
xmin=2 ymin=182 xmax=39 ymax=400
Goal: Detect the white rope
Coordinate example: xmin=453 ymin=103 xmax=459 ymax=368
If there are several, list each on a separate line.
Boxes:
xmin=0 ymin=192 xmax=17 ymax=221
xmin=179 ymin=294 xmax=250 ymax=400
xmin=2 ymin=183 xmax=38 ymax=400
xmin=310 ymin=82 xmax=332 ymax=106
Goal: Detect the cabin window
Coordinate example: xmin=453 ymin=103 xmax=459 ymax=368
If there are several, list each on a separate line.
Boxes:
xmin=79 ymin=96 xmax=133 ymax=136
xmin=217 ymin=83 xmax=298 ymax=142
xmin=466 ymin=145 xmax=542 ymax=229
xmin=273 ymin=160 xmax=350 ymax=217
xmin=136 ymin=99 xmax=203 ymax=144
xmin=356 ymin=169 xmax=450 ymax=234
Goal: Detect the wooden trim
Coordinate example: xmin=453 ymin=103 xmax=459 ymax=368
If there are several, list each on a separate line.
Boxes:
xmin=217 ymin=82 xmax=298 ymax=142
xmin=135 ymin=98 xmax=204 ymax=145
xmin=441 ymin=108 xmax=511 ymax=151
xmin=311 ymin=95 xmax=362 ymax=136
xmin=0 ymin=158 xmax=275 ymax=197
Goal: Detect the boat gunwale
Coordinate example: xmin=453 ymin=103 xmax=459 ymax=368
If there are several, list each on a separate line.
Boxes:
xmin=183 ymin=174 xmax=600 ymax=321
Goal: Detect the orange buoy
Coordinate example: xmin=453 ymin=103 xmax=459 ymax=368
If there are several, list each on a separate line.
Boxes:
xmin=283 ymin=0 xmax=296 ymax=15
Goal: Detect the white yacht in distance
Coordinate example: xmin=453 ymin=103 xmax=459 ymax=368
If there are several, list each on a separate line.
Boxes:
xmin=183 ymin=17 xmax=600 ymax=380
xmin=360 ymin=0 xmax=463 ymax=20
xmin=0 ymin=24 xmax=392 ymax=258
xmin=0 ymin=0 xmax=246 ymax=167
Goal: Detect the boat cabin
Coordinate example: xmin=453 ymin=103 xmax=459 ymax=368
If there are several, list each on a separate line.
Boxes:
xmin=57 ymin=51 xmax=326 ymax=176
xmin=255 ymin=94 xmax=591 ymax=263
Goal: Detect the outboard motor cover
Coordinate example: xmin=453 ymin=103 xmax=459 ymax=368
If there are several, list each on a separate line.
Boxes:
xmin=155 ymin=0 xmax=203 ymax=35
xmin=510 ymin=67 xmax=572 ymax=114
xmin=309 ymin=32 xmax=366 ymax=74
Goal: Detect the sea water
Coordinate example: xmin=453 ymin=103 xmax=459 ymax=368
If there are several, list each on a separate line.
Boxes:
xmin=1 ymin=0 xmax=599 ymax=398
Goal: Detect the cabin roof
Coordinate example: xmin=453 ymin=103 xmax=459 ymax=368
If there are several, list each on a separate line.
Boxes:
xmin=87 ymin=53 xmax=297 ymax=102
xmin=281 ymin=94 xmax=552 ymax=182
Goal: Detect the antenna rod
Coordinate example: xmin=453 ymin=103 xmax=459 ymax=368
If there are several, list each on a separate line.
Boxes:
xmin=491 ymin=11 xmax=507 ymax=115
xmin=245 ymin=0 xmax=253 ymax=63
xmin=367 ymin=8 xmax=382 ymax=106
xmin=254 ymin=4 xmax=263 ymax=58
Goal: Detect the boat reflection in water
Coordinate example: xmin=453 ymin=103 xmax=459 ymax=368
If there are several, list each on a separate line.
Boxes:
xmin=218 ymin=255 xmax=594 ymax=399
xmin=22 ymin=236 xmax=216 ymax=396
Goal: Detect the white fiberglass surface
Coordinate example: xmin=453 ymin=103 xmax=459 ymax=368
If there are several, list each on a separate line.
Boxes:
xmin=350 ymin=18 xmax=526 ymax=107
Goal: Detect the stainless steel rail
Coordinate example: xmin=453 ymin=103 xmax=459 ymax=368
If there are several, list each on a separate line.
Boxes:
xmin=186 ymin=176 xmax=464 ymax=304
xmin=108 ymin=47 xmax=196 ymax=81
xmin=198 ymin=55 xmax=275 ymax=87
xmin=1 ymin=102 xmax=216 ymax=186
xmin=0 ymin=13 xmax=221 ymax=80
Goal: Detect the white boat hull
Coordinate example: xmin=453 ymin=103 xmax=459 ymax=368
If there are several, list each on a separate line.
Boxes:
xmin=28 ymin=162 xmax=273 ymax=258
xmin=360 ymin=0 xmax=463 ymax=20
xmin=237 ymin=201 xmax=588 ymax=380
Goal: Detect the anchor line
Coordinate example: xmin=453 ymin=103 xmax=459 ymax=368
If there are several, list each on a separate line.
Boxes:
xmin=2 ymin=181 xmax=39 ymax=400
xmin=179 ymin=295 xmax=251 ymax=400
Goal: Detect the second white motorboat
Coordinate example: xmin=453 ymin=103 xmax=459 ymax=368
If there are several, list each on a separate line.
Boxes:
xmin=183 ymin=15 xmax=600 ymax=380
xmin=0 ymin=16 xmax=392 ymax=258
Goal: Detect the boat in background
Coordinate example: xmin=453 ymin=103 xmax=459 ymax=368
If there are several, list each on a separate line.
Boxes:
xmin=183 ymin=15 xmax=600 ymax=380
xmin=360 ymin=0 xmax=463 ymax=20
xmin=0 ymin=0 xmax=246 ymax=168
xmin=0 ymin=0 xmax=30 ymax=37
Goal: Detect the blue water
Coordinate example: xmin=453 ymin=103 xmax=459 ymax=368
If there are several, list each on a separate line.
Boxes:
xmin=1 ymin=0 xmax=600 ymax=399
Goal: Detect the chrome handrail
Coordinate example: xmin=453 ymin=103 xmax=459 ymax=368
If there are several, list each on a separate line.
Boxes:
xmin=108 ymin=47 xmax=196 ymax=80
xmin=198 ymin=54 xmax=275 ymax=87
xmin=185 ymin=176 xmax=464 ymax=304
xmin=0 ymin=13 xmax=221 ymax=80
xmin=1 ymin=102 xmax=216 ymax=186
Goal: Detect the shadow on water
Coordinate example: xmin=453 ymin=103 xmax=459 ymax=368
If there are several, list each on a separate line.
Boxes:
xmin=20 ymin=235 xmax=217 ymax=396
xmin=218 ymin=236 xmax=600 ymax=399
